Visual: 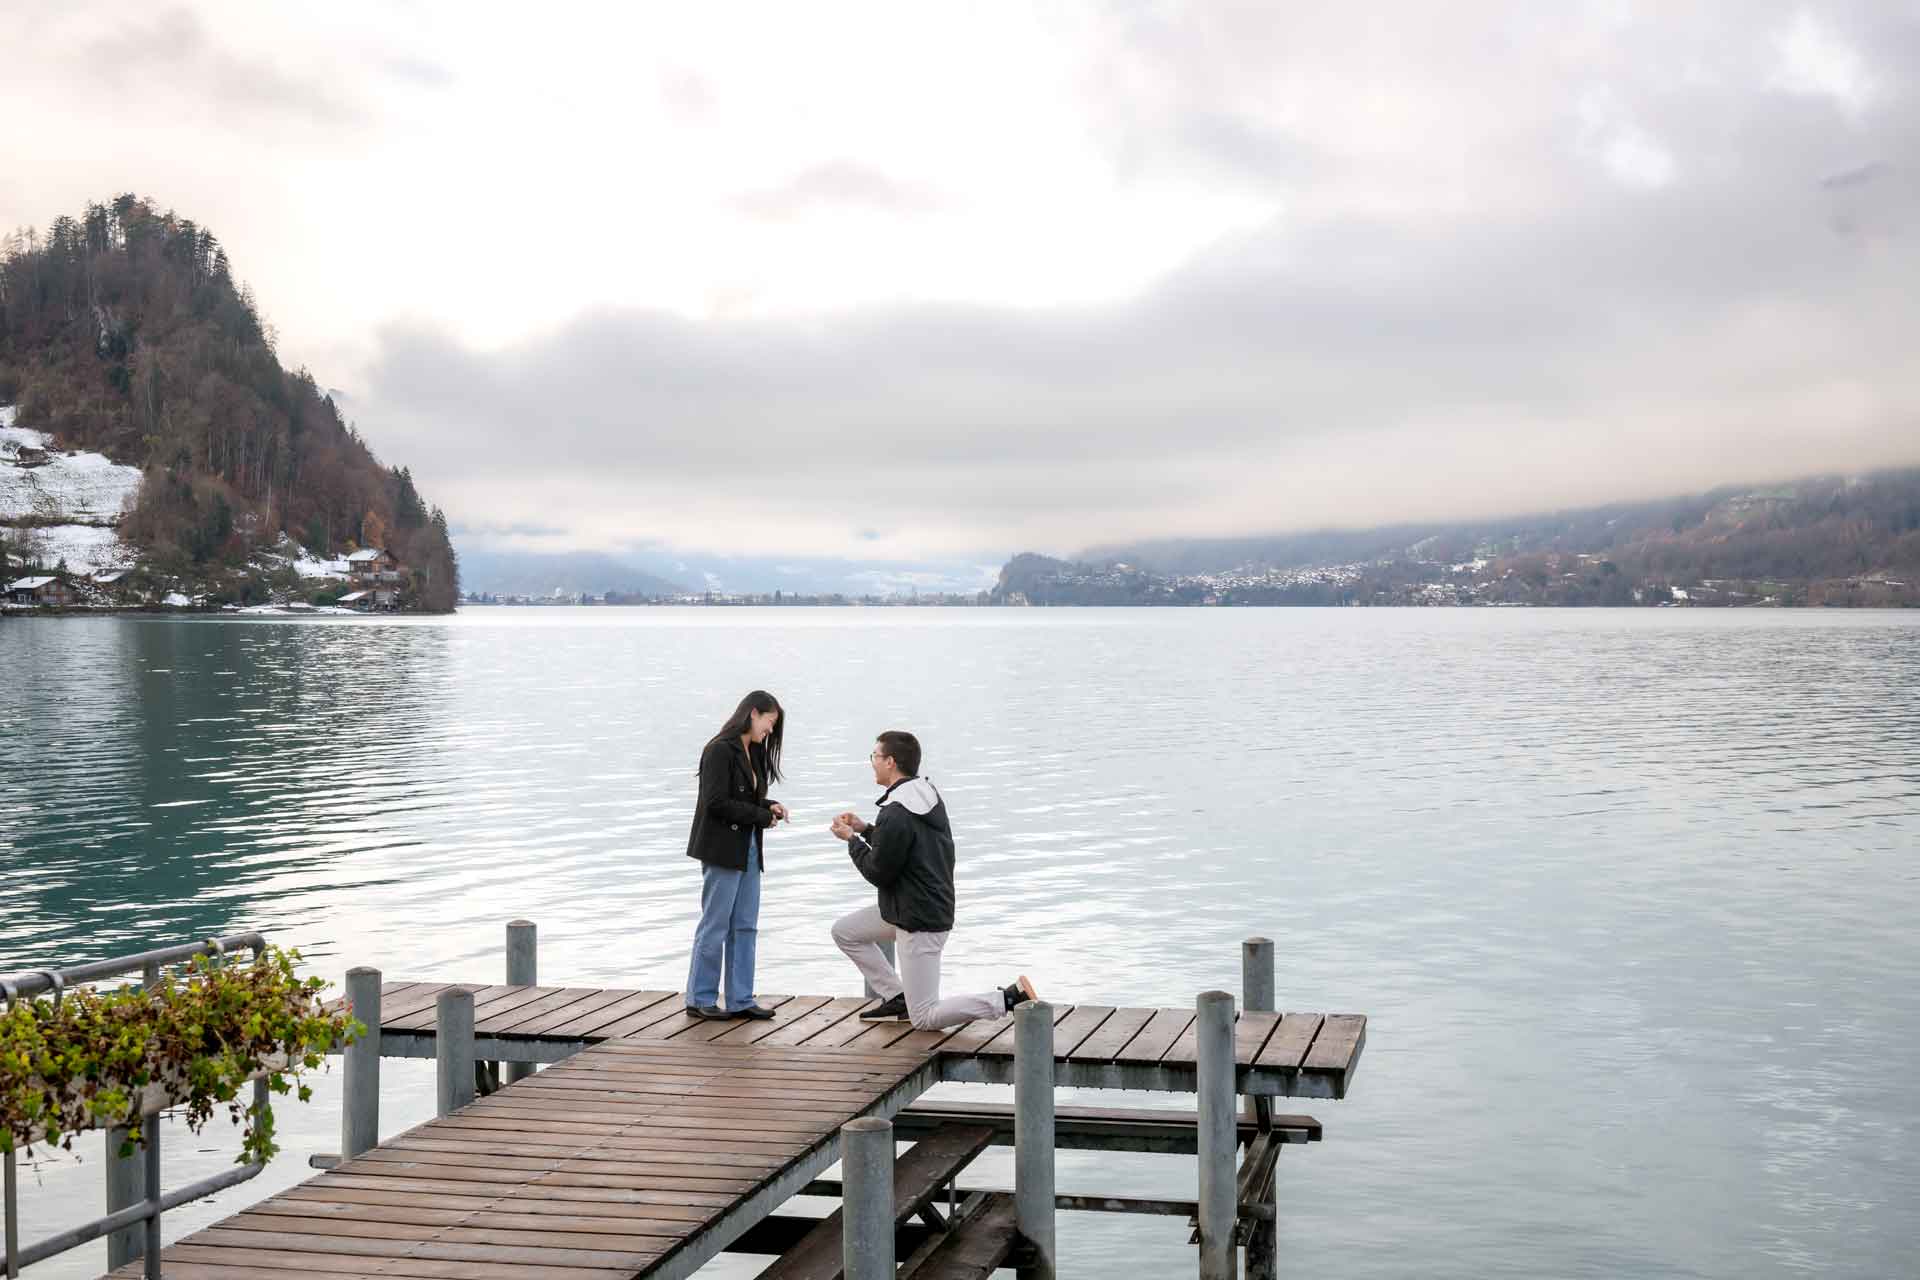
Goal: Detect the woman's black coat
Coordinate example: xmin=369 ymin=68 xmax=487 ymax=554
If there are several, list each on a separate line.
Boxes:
xmin=686 ymin=737 xmax=774 ymax=871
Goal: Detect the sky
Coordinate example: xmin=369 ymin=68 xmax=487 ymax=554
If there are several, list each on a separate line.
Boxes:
xmin=5 ymin=1 xmax=1918 ymax=572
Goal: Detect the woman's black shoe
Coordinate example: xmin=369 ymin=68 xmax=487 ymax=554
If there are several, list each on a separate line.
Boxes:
xmin=735 ymin=1004 xmax=776 ymax=1020
xmin=688 ymin=1004 xmax=731 ymax=1021
xmin=860 ymin=994 xmax=909 ymax=1021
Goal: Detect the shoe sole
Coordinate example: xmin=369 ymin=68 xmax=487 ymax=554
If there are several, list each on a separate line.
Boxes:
xmin=1016 ymin=975 xmax=1038 ymax=1003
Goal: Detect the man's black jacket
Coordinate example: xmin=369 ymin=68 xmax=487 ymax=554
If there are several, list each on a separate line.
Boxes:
xmin=847 ymin=775 xmax=956 ymax=933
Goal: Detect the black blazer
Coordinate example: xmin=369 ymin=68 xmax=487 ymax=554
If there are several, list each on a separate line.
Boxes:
xmin=686 ymin=737 xmax=774 ymax=871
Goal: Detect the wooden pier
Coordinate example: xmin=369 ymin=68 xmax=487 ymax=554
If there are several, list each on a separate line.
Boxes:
xmin=96 ymin=932 xmax=1366 ymax=1279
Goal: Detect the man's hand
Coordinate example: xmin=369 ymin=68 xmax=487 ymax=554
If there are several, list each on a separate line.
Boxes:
xmin=829 ymin=816 xmax=855 ymax=842
xmin=835 ymin=811 xmax=869 ymax=835
xmin=769 ymin=802 xmax=790 ymax=823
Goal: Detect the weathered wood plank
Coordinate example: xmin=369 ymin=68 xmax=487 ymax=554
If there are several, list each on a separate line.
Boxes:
xmin=1112 ymin=1008 xmax=1192 ymax=1066
xmin=1253 ymin=1012 xmax=1324 ymax=1072
xmin=1299 ymin=1013 xmax=1366 ymax=1097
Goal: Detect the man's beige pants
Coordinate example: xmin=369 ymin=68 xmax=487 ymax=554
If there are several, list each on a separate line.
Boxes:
xmin=830 ymin=904 xmax=1004 ymax=1030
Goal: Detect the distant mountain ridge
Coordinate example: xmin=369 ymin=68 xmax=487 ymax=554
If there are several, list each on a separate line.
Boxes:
xmin=998 ymin=466 xmax=1920 ymax=606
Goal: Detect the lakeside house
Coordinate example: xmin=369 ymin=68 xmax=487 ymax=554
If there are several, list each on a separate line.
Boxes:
xmin=6 ymin=575 xmax=75 ymax=606
xmin=344 ymin=548 xmax=405 ymax=607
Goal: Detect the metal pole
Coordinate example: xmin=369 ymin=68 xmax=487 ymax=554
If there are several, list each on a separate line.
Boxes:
xmin=342 ymin=966 xmax=381 ymax=1158
xmin=1197 ymin=989 xmax=1238 ymax=1280
xmin=1242 ymin=938 xmax=1277 ymax=1280
xmin=5 ymin=1147 xmax=18 ymax=1280
xmin=504 ymin=921 xmax=537 ymax=1084
xmin=1014 ymin=999 xmax=1057 ymax=1280
xmin=436 ymin=988 xmax=476 ymax=1116
xmin=141 ymin=961 xmax=161 ymax=1279
xmin=105 ymin=1126 xmax=145 ymax=1268
xmin=839 ymin=1117 xmax=894 ymax=1280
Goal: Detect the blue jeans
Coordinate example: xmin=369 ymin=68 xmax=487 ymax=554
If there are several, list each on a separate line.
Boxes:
xmin=686 ymin=835 xmax=760 ymax=1010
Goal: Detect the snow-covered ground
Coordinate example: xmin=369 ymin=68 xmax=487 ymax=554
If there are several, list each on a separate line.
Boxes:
xmin=1 ymin=405 xmax=144 ymax=574
xmin=258 ymin=534 xmax=350 ymax=580
xmin=0 ymin=422 xmax=143 ymax=522
xmin=4 ymin=524 xmax=134 ymax=576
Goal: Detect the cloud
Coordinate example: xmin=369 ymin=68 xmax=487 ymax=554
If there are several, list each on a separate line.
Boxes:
xmin=79 ymin=6 xmax=367 ymax=128
xmin=735 ymin=161 xmax=946 ymax=221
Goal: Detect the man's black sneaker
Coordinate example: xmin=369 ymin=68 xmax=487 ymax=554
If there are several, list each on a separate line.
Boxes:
xmin=860 ymin=994 xmax=908 ymax=1021
xmin=735 ymin=1004 xmax=776 ymax=1021
xmin=687 ymin=1004 xmax=731 ymax=1022
xmin=1002 ymin=976 xmax=1038 ymax=1013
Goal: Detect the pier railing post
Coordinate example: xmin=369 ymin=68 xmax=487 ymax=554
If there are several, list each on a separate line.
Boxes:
xmin=1197 ymin=989 xmax=1238 ymax=1280
xmin=1015 ymin=999 xmax=1057 ymax=1279
xmin=104 ymin=1126 xmax=144 ymax=1268
xmin=1242 ymin=938 xmax=1277 ymax=1279
xmin=140 ymin=961 xmax=161 ymax=1278
xmin=436 ymin=988 xmax=476 ymax=1116
xmin=342 ymin=966 xmax=382 ymax=1158
xmin=504 ymin=920 xmax=537 ymax=1084
xmin=841 ymin=1117 xmax=894 ymax=1280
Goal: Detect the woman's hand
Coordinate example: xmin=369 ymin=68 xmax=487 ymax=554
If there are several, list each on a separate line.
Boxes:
xmin=769 ymin=802 xmax=790 ymax=823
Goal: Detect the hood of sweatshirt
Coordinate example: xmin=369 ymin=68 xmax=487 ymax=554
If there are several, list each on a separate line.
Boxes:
xmin=878 ymin=775 xmax=949 ymax=832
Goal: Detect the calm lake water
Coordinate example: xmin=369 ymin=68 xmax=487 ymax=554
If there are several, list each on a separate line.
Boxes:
xmin=2 ymin=607 xmax=1916 ymax=1278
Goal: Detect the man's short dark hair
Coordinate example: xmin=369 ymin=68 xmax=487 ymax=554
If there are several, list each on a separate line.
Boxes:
xmin=876 ymin=730 xmax=922 ymax=777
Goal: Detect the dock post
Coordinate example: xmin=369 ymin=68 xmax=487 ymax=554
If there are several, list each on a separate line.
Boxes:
xmin=1014 ymin=999 xmax=1057 ymax=1279
xmin=104 ymin=1126 xmax=144 ymax=1268
xmin=435 ymin=988 xmax=476 ymax=1116
xmin=342 ymin=966 xmax=382 ymax=1158
xmin=504 ymin=920 xmax=537 ymax=1084
xmin=1197 ymin=989 xmax=1238 ymax=1280
xmin=1242 ymin=938 xmax=1277 ymax=1280
xmin=841 ymin=1117 xmax=894 ymax=1280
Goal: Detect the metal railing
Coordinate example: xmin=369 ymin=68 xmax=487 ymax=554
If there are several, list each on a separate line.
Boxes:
xmin=1 ymin=931 xmax=270 ymax=1278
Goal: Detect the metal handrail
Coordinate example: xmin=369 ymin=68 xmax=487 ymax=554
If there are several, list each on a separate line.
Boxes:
xmin=2 ymin=932 xmax=270 ymax=1278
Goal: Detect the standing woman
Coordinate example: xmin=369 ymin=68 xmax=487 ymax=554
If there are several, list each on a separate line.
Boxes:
xmin=684 ymin=690 xmax=788 ymax=1020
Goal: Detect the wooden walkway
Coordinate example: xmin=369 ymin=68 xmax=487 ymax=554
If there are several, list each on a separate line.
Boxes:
xmin=102 ymin=986 xmax=1364 ymax=1278
xmin=367 ymin=983 xmax=1367 ymax=1099
xmin=108 ymin=1038 xmax=939 ymax=1280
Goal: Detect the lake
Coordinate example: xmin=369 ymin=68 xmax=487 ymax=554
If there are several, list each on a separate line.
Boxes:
xmin=2 ymin=607 xmax=1916 ymax=1277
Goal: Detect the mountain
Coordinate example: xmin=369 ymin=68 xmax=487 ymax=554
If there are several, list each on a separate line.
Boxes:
xmin=999 ymin=468 xmax=1920 ymax=606
xmin=455 ymin=543 xmax=999 ymax=599
xmin=454 ymin=547 xmax=686 ymax=598
xmin=0 ymin=194 xmax=458 ymax=609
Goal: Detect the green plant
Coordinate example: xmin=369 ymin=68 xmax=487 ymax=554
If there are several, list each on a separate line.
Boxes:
xmin=0 ymin=947 xmax=361 ymax=1164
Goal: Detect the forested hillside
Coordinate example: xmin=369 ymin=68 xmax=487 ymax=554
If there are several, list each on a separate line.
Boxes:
xmin=0 ymin=194 xmax=456 ymax=609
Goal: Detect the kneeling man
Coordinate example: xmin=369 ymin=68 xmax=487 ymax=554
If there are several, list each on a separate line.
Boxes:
xmin=830 ymin=730 xmax=1036 ymax=1028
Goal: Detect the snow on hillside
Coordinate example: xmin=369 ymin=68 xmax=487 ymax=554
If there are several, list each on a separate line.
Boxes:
xmin=1 ymin=405 xmax=143 ymax=574
xmin=1 ymin=425 xmax=144 ymax=521
xmin=258 ymin=534 xmax=350 ymax=580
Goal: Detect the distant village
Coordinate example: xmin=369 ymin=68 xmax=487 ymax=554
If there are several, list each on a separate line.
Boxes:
xmin=3 ymin=545 xmax=413 ymax=614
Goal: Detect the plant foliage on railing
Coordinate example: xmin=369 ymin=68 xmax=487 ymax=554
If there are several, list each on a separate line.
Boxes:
xmin=0 ymin=946 xmax=362 ymax=1163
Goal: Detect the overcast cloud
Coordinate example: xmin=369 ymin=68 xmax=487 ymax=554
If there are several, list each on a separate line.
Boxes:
xmin=6 ymin=1 xmax=1917 ymax=564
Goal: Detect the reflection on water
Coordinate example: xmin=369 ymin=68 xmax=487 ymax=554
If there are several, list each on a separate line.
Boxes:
xmin=2 ymin=608 xmax=1917 ymax=1278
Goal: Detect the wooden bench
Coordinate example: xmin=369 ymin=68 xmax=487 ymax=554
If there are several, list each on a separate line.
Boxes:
xmin=892 ymin=1099 xmax=1321 ymax=1153
xmin=898 ymin=1192 xmax=1021 ymax=1280
xmin=759 ymin=1124 xmax=995 ymax=1280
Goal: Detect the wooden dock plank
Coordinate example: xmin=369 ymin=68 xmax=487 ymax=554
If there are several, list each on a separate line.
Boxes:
xmin=476 ymin=986 xmax=609 ymax=1034
xmin=1113 ymin=1008 xmax=1192 ymax=1066
xmin=1048 ymin=1004 xmax=1116 ymax=1059
xmin=1065 ymin=1006 xmax=1154 ymax=1063
xmin=1253 ymin=1012 xmax=1324 ymax=1072
xmin=1235 ymin=1009 xmax=1282 ymax=1065
xmin=1299 ymin=1013 xmax=1367 ymax=1097
xmin=710 ymin=993 xmax=834 ymax=1044
xmin=505 ymin=986 xmax=649 ymax=1038
xmin=541 ymin=988 xmax=682 ymax=1039
xmin=972 ymin=1003 xmax=1074 ymax=1059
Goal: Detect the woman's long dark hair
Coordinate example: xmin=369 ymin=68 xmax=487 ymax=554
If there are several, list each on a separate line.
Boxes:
xmin=708 ymin=689 xmax=784 ymax=783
